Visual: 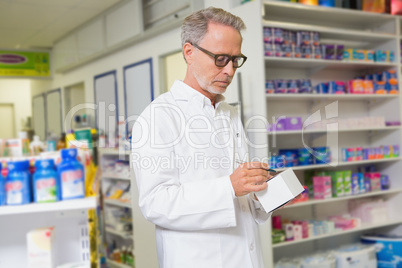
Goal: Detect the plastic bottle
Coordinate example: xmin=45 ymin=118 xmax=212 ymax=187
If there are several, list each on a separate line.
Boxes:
xmin=57 ymin=148 xmax=85 ymax=200
xmin=114 ymin=249 xmax=121 ymax=263
xmin=121 ymin=246 xmax=127 ymax=263
xmin=57 ymin=132 xmax=67 ymax=150
xmin=2 ymin=141 xmax=9 ymax=157
xmin=6 ymin=160 xmax=32 ymax=205
xmin=0 ymin=163 xmax=6 ymax=206
xmin=126 ymin=247 xmax=134 ymax=267
xmin=66 ymin=130 xmax=75 ymax=148
xmin=30 ymin=135 xmax=44 ymax=155
xmin=33 ymin=159 xmax=59 ymax=203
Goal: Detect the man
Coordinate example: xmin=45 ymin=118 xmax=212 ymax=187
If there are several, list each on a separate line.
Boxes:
xmin=132 ymin=7 xmax=272 ymax=268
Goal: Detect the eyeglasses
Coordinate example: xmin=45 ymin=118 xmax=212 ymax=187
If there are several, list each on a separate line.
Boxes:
xmin=191 ymin=43 xmax=247 ymax=68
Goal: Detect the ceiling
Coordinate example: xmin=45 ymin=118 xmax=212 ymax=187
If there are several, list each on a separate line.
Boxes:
xmin=0 ymin=0 xmax=122 ymax=50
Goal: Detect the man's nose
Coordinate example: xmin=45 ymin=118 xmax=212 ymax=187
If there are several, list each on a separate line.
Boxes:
xmin=222 ymin=60 xmax=236 ymax=77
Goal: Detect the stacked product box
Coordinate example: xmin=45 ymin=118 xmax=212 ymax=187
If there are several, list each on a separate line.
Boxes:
xmin=270 ymin=146 xmax=330 ymax=169
xmin=263 ymin=27 xmax=395 ymax=65
xmin=268 ymin=116 xmax=303 ymax=132
xmin=275 ymin=244 xmax=377 ymax=267
xmin=267 ymin=70 xmax=399 ymax=95
xmin=266 ymin=79 xmax=313 ymax=94
xmin=343 ymin=48 xmax=394 ymax=63
xmin=349 ymin=198 xmax=389 ymax=224
xmin=272 ymin=214 xmax=362 ymax=244
xmin=342 ymin=145 xmax=399 ymax=162
xmin=305 ymin=169 xmax=391 ymax=200
xmin=263 ymin=27 xmax=344 ymax=60
xmin=349 ymin=70 xmax=399 ymax=94
xmin=101 ymin=158 xmax=130 ymax=178
xmin=313 ymin=70 xmax=399 ymax=94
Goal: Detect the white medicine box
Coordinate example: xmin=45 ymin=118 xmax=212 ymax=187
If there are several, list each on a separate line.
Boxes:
xmin=27 ymin=227 xmax=56 ymax=268
xmin=255 ymin=168 xmax=304 ymax=213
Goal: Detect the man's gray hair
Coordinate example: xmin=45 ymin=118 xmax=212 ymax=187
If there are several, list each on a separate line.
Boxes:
xmin=181 ymin=6 xmax=246 ymax=49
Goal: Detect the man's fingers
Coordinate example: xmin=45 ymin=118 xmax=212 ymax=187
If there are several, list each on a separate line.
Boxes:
xmin=248 ymin=183 xmax=267 ymax=192
xmin=246 ymin=169 xmax=268 ymax=178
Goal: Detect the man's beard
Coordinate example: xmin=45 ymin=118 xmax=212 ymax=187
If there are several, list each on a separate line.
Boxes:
xmin=193 ymin=70 xmax=230 ymax=95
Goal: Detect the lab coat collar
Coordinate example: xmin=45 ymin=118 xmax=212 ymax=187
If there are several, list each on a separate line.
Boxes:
xmin=170 ymin=80 xmax=226 ymax=110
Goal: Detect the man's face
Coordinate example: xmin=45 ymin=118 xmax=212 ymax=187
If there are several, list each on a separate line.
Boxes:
xmin=191 ymin=22 xmax=242 ymax=96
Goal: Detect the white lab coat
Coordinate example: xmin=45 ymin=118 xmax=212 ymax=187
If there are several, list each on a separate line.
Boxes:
xmin=131 ymin=80 xmax=271 ymax=268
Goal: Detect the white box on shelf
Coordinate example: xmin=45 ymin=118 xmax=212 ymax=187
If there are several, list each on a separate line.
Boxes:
xmin=27 ymin=227 xmax=56 ymax=268
xmin=255 ymin=168 xmax=304 ymax=213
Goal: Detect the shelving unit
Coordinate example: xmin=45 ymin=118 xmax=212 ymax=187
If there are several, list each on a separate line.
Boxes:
xmin=231 ymin=1 xmax=402 ymax=266
xmin=0 ymin=197 xmax=96 ymax=267
xmin=99 ymin=147 xmax=158 ymax=268
xmin=99 ymin=148 xmax=134 ymax=267
xmin=0 ymin=149 xmax=98 ymax=267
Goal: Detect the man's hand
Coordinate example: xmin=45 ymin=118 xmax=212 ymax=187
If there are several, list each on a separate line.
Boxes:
xmin=230 ymin=162 xmax=273 ymax=197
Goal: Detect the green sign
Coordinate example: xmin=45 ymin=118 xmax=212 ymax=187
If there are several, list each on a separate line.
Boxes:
xmin=0 ymin=51 xmax=50 ymax=77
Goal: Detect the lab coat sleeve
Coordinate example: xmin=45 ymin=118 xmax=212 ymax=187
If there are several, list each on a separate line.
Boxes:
xmin=233 ymin=109 xmax=271 ymax=225
xmin=131 ymin=105 xmax=237 ymax=231
xmin=248 ymin=194 xmax=271 ymax=224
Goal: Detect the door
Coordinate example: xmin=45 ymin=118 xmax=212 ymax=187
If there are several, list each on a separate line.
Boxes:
xmin=0 ymin=104 xmax=16 ymax=138
xmin=46 ymin=89 xmax=62 ymax=137
xmin=32 ymin=94 xmax=46 ymax=140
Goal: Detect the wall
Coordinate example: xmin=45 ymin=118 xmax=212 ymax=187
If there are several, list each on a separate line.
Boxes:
xmin=32 ymin=26 xmax=183 ymax=134
xmin=163 ymin=50 xmax=187 ymax=93
xmin=28 ymin=0 xmax=243 ymax=135
xmin=0 ymin=79 xmax=32 ymax=134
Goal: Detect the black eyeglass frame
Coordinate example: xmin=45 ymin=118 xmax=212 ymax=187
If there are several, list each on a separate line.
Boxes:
xmin=191 ymin=43 xmax=247 ymax=68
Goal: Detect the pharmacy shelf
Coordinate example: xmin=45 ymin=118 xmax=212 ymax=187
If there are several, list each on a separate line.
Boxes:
xmin=0 ymin=196 xmax=96 ymax=216
xmin=268 ymin=126 xmax=401 ymax=136
xmin=284 ymin=188 xmax=402 ymax=209
xmin=105 ymin=227 xmax=134 ymax=240
xmin=265 ymin=93 xmax=398 ymax=101
xmin=99 ymin=147 xmax=130 ymax=156
xmin=264 ymin=57 xmax=397 ymax=70
xmin=104 ymin=199 xmax=132 ymax=209
xmin=272 ymin=219 xmax=402 ymax=249
xmin=263 ymin=20 xmax=396 ymax=42
xmin=106 ymin=259 xmax=133 ymax=268
xmin=267 ymin=126 xmax=401 ymax=135
xmin=263 ymin=1 xmax=396 ymax=28
xmin=102 ymin=173 xmax=131 ymax=181
xmin=275 ymin=157 xmax=402 ymax=172
xmin=237 ymin=1 xmax=402 ymax=266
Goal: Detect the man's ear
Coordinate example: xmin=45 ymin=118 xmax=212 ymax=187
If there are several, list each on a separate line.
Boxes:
xmin=183 ymin=43 xmax=194 ymax=64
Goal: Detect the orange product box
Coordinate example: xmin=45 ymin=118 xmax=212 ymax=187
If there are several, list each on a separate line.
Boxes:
xmin=362 ymin=0 xmax=388 ymax=13
xmin=299 ymin=0 xmax=318 ymax=5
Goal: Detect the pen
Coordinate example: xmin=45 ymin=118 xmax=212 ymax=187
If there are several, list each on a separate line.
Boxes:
xmin=235 ymin=160 xmax=277 ymax=173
